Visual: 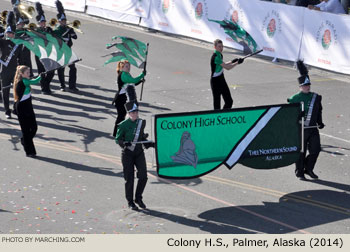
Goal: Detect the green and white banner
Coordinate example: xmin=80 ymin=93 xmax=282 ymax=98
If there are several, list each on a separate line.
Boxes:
xmin=155 ymin=104 xmax=301 ymax=179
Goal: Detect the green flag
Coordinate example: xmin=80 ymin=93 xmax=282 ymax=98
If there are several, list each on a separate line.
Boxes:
xmin=155 ymin=104 xmax=301 ymax=179
xmin=11 ymin=29 xmax=79 ymax=72
xmin=209 ymin=18 xmax=260 ymax=55
xmin=103 ymin=36 xmax=147 ymax=68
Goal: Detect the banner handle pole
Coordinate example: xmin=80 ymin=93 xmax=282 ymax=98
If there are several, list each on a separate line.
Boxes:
xmin=140 ymin=43 xmax=149 ymax=101
xmin=301 ymin=102 xmax=304 ymax=154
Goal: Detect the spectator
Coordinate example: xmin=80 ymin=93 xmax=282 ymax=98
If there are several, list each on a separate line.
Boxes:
xmin=308 ymin=0 xmax=346 ymax=14
xmin=296 ymin=0 xmax=320 ymax=6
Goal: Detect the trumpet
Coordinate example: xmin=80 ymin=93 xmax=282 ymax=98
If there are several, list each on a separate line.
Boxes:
xmin=28 ymin=23 xmax=37 ymax=30
xmin=18 ymin=4 xmax=35 ymax=19
xmin=0 ymin=10 xmax=8 ymax=26
xmin=49 ymin=18 xmax=58 ymax=27
xmin=50 ymin=18 xmax=83 ymax=34
xmin=68 ymin=20 xmax=83 ymax=34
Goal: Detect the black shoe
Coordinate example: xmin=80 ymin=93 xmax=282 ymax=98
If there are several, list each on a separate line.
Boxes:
xmin=26 ymin=153 xmax=37 ymax=158
xmin=135 ymin=199 xmax=146 ymax=209
xmin=305 ymin=170 xmax=319 ymax=179
xmin=60 ymin=87 xmax=66 ymax=92
xmin=5 ymin=110 xmax=11 ymax=119
xmin=128 ymin=202 xmax=139 ymax=211
xmin=297 ymin=175 xmax=306 ymax=181
xmin=42 ymin=90 xmax=52 ymax=95
xmin=69 ymin=87 xmax=79 ymax=92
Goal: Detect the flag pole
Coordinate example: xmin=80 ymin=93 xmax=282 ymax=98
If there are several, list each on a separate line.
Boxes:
xmin=140 ymin=43 xmax=149 ymax=101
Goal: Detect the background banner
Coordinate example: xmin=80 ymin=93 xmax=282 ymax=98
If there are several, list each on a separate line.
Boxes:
xmin=86 ymin=0 xmax=151 ymax=18
xmin=238 ymin=0 xmax=304 ymax=61
xmin=26 ymin=0 xmax=86 ymax=12
xmin=300 ymin=9 xmax=350 ymax=74
xmin=86 ymin=5 xmax=140 ymax=24
xmin=155 ymin=104 xmax=301 ymax=179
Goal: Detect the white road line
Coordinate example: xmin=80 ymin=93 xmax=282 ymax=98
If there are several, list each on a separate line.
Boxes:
xmin=321 ymin=133 xmax=350 ymax=145
xmin=76 ymin=63 xmax=97 ymax=71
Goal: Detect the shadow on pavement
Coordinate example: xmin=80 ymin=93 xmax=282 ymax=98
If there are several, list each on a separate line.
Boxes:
xmin=306 ymin=179 xmax=350 ymax=192
xmin=148 ymin=170 xmax=203 ymax=187
xmin=35 ymin=156 xmax=124 ymax=178
xmin=140 ymin=208 xmax=253 ymax=234
xmin=197 ymin=190 xmax=350 ymax=234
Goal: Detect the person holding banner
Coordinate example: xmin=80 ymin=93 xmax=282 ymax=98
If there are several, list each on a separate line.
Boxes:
xmin=115 ymin=101 xmax=154 ymax=210
xmin=0 ymin=11 xmax=20 ymax=119
xmin=53 ymin=0 xmax=79 ymax=92
xmin=210 ymin=39 xmax=244 ymax=110
xmin=34 ymin=2 xmax=54 ymax=95
xmin=288 ymin=61 xmax=324 ymax=180
xmin=112 ymin=60 xmax=146 ymax=137
xmin=13 ymin=65 xmax=42 ymax=157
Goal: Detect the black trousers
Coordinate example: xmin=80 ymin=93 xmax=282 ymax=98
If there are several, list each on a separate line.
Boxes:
xmin=1 ymin=68 xmax=16 ymax=113
xmin=295 ymin=128 xmax=321 ymax=177
xmin=57 ymin=64 xmax=77 ymax=89
xmin=35 ymin=56 xmax=54 ymax=92
xmin=122 ymin=147 xmax=148 ymax=203
xmin=210 ymin=74 xmax=233 ymax=110
xmin=113 ymin=93 xmax=127 ymax=137
xmin=17 ymin=97 xmax=37 ymax=156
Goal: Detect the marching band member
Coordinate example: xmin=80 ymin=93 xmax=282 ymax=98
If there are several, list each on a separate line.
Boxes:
xmin=0 ymin=11 xmax=20 ymax=119
xmin=210 ymin=39 xmax=244 ymax=110
xmin=53 ymin=0 xmax=78 ymax=92
xmin=288 ymin=61 xmax=324 ymax=180
xmin=13 ymin=65 xmax=42 ymax=157
xmin=112 ymin=60 xmax=146 ymax=137
xmin=115 ymin=101 xmax=154 ymax=210
xmin=34 ymin=2 xmax=54 ymax=95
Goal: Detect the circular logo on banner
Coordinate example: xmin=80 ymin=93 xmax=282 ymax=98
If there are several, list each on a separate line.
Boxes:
xmin=322 ymin=29 xmax=332 ymax=50
xmin=195 ymin=3 xmax=203 ymax=20
xmin=225 ymin=2 xmax=244 ymax=26
xmin=261 ymin=10 xmax=282 ymax=39
xmin=158 ymin=0 xmax=175 ymax=15
xmin=162 ymin=0 xmax=170 ymax=14
xmin=267 ymin=19 xmax=276 ymax=38
xmin=316 ymin=20 xmax=338 ymax=50
xmin=190 ymin=0 xmax=208 ymax=22
xmin=231 ymin=10 xmax=239 ymax=23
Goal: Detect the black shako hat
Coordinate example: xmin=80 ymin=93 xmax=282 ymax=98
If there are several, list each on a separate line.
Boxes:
xmin=35 ymin=2 xmax=46 ymax=23
xmin=298 ymin=75 xmax=311 ymax=86
xmin=55 ymin=0 xmax=66 ymax=21
xmin=5 ymin=11 xmax=16 ymax=34
xmin=296 ymin=60 xmax=311 ymax=86
xmin=125 ymin=102 xmax=139 ymax=113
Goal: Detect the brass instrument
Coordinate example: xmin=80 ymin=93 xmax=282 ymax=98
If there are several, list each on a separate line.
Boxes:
xmin=68 ymin=20 xmax=83 ymax=34
xmin=18 ymin=4 xmax=35 ymax=19
xmin=0 ymin=10 xmax=8 ymax=26
xmin=28 ymin=23 xmax=37 ymax=30
xmin=49 ymin=18 xmax=58 ymax=27
xmin=50 ymin=18 xmax=83 ymax=34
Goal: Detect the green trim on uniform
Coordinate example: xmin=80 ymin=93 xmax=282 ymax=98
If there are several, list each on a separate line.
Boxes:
xmin=214 ymin=50 xmax=223 ymax=73
xmin=288 ymin=91 xmax=313 ymax=114
xmin=115 ymin=118 xmax=138 ymax=143
xmin=22 ymin=76 xmax=41 ymax=95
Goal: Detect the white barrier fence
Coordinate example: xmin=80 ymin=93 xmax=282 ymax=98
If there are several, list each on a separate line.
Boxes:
xmin=26 ymin=0 xmax=86 ymax=12
xmin=24 ymin=0 xmax=350 ymax=74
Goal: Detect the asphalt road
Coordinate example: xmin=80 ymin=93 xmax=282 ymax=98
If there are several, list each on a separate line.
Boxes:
xmin=0 ymin=0 xmax=349 ymax=234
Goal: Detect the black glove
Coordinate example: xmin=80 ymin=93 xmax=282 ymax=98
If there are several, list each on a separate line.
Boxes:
xmin=144 ymin=142 xmax=155 ymax=149
xmin=318 ymin=123 xmax=325 ymax=129
xmin=231 ymin=58 xmax=238 ymax=63
xmin=143 ymin=70 xmax=147 ymax=76
xmin=124 ymin=142 xmax=132 ymax=147
xmin=39 ymin=72 xmax=45 ymax=78
xmin=238 ymin=58 xmax=244 ymax=64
